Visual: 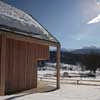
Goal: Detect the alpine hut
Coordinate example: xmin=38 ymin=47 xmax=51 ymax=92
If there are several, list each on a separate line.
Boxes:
xmin=0 ymin=1 xmax=60 ymax=95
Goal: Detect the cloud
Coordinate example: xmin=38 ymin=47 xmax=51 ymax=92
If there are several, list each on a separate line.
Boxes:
xmin=76 ymin=38 xmax=81 ymax=41
xmin=87 ymin=14 xmax=100 ymax=24
xmin=96 ymin=0 xmax=100 ymax=5
xmin=86 ymin=0 xmax=100 ymax=24
xmin=70 ymin=33 xmax=88 ymax=41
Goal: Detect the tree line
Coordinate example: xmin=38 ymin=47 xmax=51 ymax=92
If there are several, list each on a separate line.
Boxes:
xmin=49 ymin=51 xmax=100 ymax=73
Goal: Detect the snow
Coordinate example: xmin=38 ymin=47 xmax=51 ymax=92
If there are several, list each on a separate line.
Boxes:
xmin=37 ymin=69 xmax=100 ymax=86
xmin=0 ymin=84 xmax=100 ymax=100
xmin=38 ymin=70 xmax=100 ymax=80
xmin=0 ymin=68 xmax=100 ymax=100
xmin=0 ymin=1 xmax=57 ymax=42
xmin=40 ymin=63 xmax=100 ymax=81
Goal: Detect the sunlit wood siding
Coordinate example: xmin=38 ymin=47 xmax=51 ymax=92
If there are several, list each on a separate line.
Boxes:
xmin=0 ymin=35 xmax=49 ymax=94
xmin=0 ymin=35 xmax=1 ymax=88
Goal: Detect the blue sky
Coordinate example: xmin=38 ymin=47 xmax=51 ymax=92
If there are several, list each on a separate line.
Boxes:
xmin=5 ymin=0 xmax=100 ymax=49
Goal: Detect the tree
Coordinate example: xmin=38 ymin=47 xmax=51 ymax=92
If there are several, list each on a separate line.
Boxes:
xmin=81 ymin=53 xmax=100 ymax=74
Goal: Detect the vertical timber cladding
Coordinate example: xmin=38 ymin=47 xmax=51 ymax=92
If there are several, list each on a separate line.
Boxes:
xmin=0 ymin=35 xmax=1 ymax=88
xmin=5 ymin=37 xmax=49 ymax=93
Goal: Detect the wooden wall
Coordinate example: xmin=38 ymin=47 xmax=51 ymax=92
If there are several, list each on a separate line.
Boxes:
xmin=3 ymin=37 xmax=49 ymax=94
xmin=0 ymin=35 xmax=1 ymax=89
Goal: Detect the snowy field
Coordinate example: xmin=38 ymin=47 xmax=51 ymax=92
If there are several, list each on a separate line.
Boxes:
xmin=0 ymin=84 xmax=100 ymax=100
xmin=0 ymin=69 xmax=100 ymax=100
xmin=38 ymin=70 xmax=100 ymax=80
xmin=38 ymin=70 xmax=100 ymax=86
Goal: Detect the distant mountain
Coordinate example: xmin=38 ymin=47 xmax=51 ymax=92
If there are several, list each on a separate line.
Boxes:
xmin=49 ymin=46 xmax=100 ymax=65
xmin=70 ymin=46 xmax=100 ymax=54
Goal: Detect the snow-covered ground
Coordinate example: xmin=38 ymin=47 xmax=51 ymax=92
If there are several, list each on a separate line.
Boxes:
xmin=0 ymin=68 xmax=100 ymax=100
xmin=38 ymin=70 xmax=100 ymax=80
xmin=0 ymin=70 xmax=100 ymax=100
xmin=0 ymin=84 xmax=100 ymax=100
xmin=38 ymin=70 xmax=100 ymax=86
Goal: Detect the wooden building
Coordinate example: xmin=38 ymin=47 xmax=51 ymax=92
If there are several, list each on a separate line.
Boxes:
xmin=0 ymin=1 xmax=60 ymax=95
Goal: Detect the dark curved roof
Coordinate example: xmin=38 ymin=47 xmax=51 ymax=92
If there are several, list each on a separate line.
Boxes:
xmin=0 ymin=1 xmax=59 ymax=43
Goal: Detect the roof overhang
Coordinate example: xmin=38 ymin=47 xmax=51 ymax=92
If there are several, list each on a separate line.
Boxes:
xmin=0 ymin=29 xmax=60 ymax=47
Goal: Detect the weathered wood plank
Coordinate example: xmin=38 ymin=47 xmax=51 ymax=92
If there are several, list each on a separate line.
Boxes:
xmin=0 ymin=34 xmax=6 ymax=95
xmin=4 ymin=36 xmax=49 ymax=94
xmin=56 ymin=44 xmax=61 ymax=89
xmin=6 ymin=32 xmax=59 ymax=46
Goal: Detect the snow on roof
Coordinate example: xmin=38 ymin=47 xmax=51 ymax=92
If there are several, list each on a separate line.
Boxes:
xmin=0 ymin=1 xmax=58 ymax=43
